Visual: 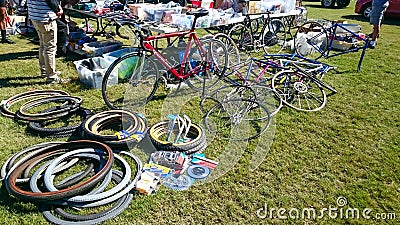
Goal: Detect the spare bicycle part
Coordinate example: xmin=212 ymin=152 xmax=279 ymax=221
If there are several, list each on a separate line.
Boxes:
xmin=15 ymin=96 xmax=83 ymax=122
xmin=0 ymin=90 xmax=69 ymax=118
xmin=272 ymin=70 xmax=327 ymax=112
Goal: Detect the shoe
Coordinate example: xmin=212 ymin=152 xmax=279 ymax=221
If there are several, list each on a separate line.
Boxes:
xmin=46 ymin=77 xmax=70 ymax=84
xmin=1 ymin=38 xmax=15 ymax=44
xmin=368 ymin=41 xmax=376 ymax=49
xmin=40 ymin=71 xmax=47 ymax=78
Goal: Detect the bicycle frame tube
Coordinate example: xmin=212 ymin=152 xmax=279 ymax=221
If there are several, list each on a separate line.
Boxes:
xmin=143 ymin=30 xmax=210 ymax=80
xmin=325 ymin=24 xmax=367 ymax=58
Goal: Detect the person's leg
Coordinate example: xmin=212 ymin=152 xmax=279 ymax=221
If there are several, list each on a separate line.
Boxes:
xmin=31 ymin=20 xmax=47 ymax=76
xmin=0 ymin=6 xmax=14 ymax=44
xmin=369 ymin=0 xmax=389 ymax=47
xmin=41 ymin=20 xmax=60 ymax=80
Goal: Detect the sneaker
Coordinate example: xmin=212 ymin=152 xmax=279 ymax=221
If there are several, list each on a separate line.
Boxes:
xmin=1 ymin=38 xmax=15 ymax=44
xmin=40 ymin=71 xmax=47 ymax=78
xmin=46 ymin=77 xmax=70 ymax=84
xmin=368 ymin=41 xmax=377 ymax=49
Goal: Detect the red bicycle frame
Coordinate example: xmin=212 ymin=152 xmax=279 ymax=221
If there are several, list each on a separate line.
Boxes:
xmin=142 ymin=29 xmax=212 ymax=80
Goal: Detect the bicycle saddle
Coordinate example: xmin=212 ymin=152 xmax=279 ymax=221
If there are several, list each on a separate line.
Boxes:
xmin=186 ymin=9 xmax=209 ymax=18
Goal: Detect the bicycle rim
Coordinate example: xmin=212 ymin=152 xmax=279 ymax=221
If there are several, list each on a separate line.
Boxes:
xmin=294 ymin=21 xmax=328 ymax=60
xmin=272 ymin=70 xmax=327 ymax=112
xmin=102 ymin=52 xmax=159 ymax=110
xmin=203 ymin=98 xmax=271 ymax=141
xmin=263 ymin=19 xmax=287 ymax=54
xmin=185 ymin=38 xmax=228 ymax=94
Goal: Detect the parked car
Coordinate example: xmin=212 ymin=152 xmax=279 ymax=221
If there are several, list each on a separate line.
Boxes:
xmin=355 ymin=0 xmax=400 ymax=19
xmin=321 ymin=0 xmax=350 ymax=8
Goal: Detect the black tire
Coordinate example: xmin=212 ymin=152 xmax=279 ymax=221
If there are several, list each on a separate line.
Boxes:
xmin=228 ymin=23 xmax=254 ymax=53
xmin=336 ymin=0 xmax=350 ymax=7
xmin=185 ymin=38 xmax=228 ymax=93
xmin=294 ymin=21 xmax=328 ymax=60
xmin=262 ymin=19 xmax=287 ymax=55
xmin=28 ymin=107 xmax=92 ymax=138
xmin=361 ymin=3 xmax=372 ymax=19
xmin=321 ymin=0 xmax=336 ymax=7
xmin=271 ymin=70 xmax=327 ymax=112
xmin=102 ymin=52 xmax=159 ymax=110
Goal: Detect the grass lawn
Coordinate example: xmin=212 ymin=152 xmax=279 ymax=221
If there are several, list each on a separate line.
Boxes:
xmin=0 ymin=1 xmax=399 ymax=224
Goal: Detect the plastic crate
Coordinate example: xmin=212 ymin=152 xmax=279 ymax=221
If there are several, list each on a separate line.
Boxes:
xmin=82 ymin=40 xmax=122 ymax=57
xmin=103 ymin=48 xmax=138 ymax=63
xmin=73 ymin=57 xmax=117 ymax=89
xmin=171 ymin=14 xmax=194 ymax=30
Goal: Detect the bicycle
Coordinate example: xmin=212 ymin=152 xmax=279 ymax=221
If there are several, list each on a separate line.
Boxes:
xmin=294 ymin=20 xmax=369 ymax=71
xmin=101 ymin=9 xmax=228 ymax=110
xmin=227 ymin=11 xmax=287 ymax=55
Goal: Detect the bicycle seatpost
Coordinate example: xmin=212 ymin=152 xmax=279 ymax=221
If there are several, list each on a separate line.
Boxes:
xmin=186 ymin=9 xmax=209 ymax=31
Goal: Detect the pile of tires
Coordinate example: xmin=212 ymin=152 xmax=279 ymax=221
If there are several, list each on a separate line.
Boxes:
xmin=1 ymin=140 xmax=142 ymax=225
xmin=148 ymin=115 xmax=207 ymax=154
xmin=81 ymin=110 xmax=148 ymax=149
xmin=1 ymin=90 xmax=91 ymax=138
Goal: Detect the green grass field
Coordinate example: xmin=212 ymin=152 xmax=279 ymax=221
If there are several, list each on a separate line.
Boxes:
xmin=0 ymin=1 xmax=399 ymax=224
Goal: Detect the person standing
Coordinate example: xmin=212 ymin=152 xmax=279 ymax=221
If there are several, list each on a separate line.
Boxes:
xmin=0 ymin=0 xmax=15 ymax=44
xmin=369 ymin=0 xmax=390 ymax=49
xmin=27 ymin=0 xmax=66 ymax=83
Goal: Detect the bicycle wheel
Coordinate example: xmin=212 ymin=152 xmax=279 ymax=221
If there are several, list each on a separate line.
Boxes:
xmin=203 ymin=98 xmax=271 ymax=141
xmin=248 ymin=83 xmax=283 ymax=117
xmin=116 ymin=22 xmax=137 ymax=44
xmin=185 ymin=38 xmax=228 ymax=93
xmin=271 ymin=70 xmax=327 ymax=112
xmin=262 ymin=19 xmax=287 ymax=54
xmin=102 ymin=52 xmax=159 ymax=110
xmin=213 ymin=33 xmax=241 ymax=69
xmin=228 ymin=23 xmax=254 ymax=53
xmin=294 ymin=21 xmax=328 ymax=60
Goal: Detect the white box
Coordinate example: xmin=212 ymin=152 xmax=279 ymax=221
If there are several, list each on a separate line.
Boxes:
xmin=73 ymin=57 xmax=117 ymax=89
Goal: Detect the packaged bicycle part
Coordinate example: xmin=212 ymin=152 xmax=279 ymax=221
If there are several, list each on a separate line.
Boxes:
xmin=187 ymin=165 xmax=210 ymax=179
xmin=150 ymin=151 xmax=188 ymax=171
xmin=164 ymin=174 xmax=193 ymax=191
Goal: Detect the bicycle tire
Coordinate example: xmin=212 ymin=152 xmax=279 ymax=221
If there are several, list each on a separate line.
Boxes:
xmin=248 ymin=82 xmax=283 ymax=117
xmin=228 ymin=23 xmax=254 ymax=53
xmin=1 ymin=90 xmax=70 ymax=118
xmin=294 ymin=21 xmax=328 ymax=60
xmin=28 ymin=107 xmax=92 ymax=138
xmin=262 ymin=19 xmax=287 ymax=55
xmin=102 ymin=51 xmax=159 ymax=110
xmin=185 ymin=38 xmax=228 ymax=93
xmin=15 ymin=96 xmax=82 ymax=122
xmin=5 ymin=141 xmax=114 ymax=202
xmin=49 ymin=170 xmax=129 ymax=222
xmin=148 ymin=121 xmax=206 ymax=153
xmin=203 ymin=98 xmax=271 ymax=141
xmin=271 ymin=70 xmax=327 ymax=112
xmin=213 ymin=33 xmax=241 ymax=69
